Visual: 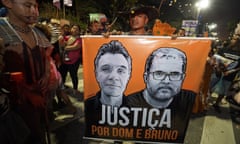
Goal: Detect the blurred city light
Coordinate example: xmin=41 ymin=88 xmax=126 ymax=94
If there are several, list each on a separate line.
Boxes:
xmin=195 ymin=0 xmax=209 ymax=10
xmin=208 ymin=23 xmax=217 ymax=31
xmin=195 ymin=0 xmax=209 ymax=19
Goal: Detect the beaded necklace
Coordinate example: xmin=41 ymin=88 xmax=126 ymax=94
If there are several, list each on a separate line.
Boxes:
xmin=10 ymin=23 xmax=31 ymax=33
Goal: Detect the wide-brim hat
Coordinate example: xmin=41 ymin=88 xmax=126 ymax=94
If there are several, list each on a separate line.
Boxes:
xmin=129 ymin=5 xmax=159 ymax=21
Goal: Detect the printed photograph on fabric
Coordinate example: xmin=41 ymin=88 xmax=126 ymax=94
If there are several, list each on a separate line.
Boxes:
xmin=84 ymin=40 xmax=133 ymax=139
xmin=83 ymin=39 xmax=197 ymax=143
xmin=126 ymin=47 xmax=196 ymax=143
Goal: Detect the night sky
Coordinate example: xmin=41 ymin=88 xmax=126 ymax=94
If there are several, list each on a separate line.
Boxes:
xmin=201 ymin=0 xmax=240 ymax=39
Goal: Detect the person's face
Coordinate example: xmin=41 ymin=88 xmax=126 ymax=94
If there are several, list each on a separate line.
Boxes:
xmin=129 ymin=13 xmax=148 ymax=30
xmin=145 ymin=56 xmax=185 ymax=102
xmin=62 ymin=26 xmax=70 ymax=35
xmin=178 ymin=29 xmax=185 ymax=36
xmin=91 ymin=22 xmax=100 ymax=33
xmin=230 ymin=34 xmax=239 ymax=45
xmin=70 ymin=25 xmax=80 ymax=36
xmin=6 ymin=0 xmax=39 ymax=24
xmin=96 ymin=53 xmax=130 ymax=97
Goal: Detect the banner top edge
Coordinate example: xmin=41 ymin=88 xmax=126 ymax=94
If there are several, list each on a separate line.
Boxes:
xmin=81 ymin=35 xmax=216 ymax=40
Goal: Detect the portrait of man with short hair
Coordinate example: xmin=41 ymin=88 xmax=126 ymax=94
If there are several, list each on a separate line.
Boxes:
xmin=126 ymin=47 xmax=196 ymax=143
xmin=84 ymin=40 xmax=132 ymax=137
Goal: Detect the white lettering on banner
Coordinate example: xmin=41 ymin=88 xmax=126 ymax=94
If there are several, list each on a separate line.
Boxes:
xmin=98 ymin=105 xmax=171 ymax=128
xmin=99 ymin=105 xmax=130 ymax=126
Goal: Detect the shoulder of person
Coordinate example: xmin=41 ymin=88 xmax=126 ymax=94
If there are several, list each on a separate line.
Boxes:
xmin=33 ymin=27 xmax=52 ymax=48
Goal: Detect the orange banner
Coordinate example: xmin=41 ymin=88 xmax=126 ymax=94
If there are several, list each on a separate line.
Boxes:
xmin=83 ymin=36 xmax=212 ymax=99
xmin=82 ymin=36 xmax=212 ymax=143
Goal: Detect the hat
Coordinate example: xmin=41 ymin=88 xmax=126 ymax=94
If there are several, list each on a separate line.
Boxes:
xmin=129 ymin=5 xmax=159 ymax=21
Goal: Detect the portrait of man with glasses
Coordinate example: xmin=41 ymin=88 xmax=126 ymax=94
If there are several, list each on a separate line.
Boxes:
xmin=126 ymin=47 xmax=196 ymax=143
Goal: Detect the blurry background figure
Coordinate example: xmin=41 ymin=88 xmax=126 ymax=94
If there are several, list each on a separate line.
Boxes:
xmin=128 ymin=5 xmax=158 ymax=35
xmin=177 ymin=28 xmax=186 ymax=37
xmin=99 ymin=14 xmax=108 ymax=33
xmin=88 ymin=20 xmax=101 ymax=35
xmin=48 ymin=18 xmax=61 ymax=44
xmin=87 ymin=13 xmax=108 ymax=35
xmin=59 ymin=24 xmax=82 ymax=91
xmin=56 ymin=24 xmax=71 ymax=68
xmin=34 ymin=23 xmax=76 ymax=121
xmin=60 ymin=24 xmax=71 ymax=37
xmin=211 ymin=23 xmax=240 ymax=113
xmin=225 ymin=23 xmax=240 ymax=123
xmin=226 ymin=67 xmax=240 ymax=124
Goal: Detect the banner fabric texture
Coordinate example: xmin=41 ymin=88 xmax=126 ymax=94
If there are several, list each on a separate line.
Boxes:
xmin=82 ymin=36 xmax=212 ymax=143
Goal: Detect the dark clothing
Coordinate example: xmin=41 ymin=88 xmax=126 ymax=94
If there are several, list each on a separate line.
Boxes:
xmin=84 ymin=91 xmax=128 ymax=139
xmin=58 ymin=36 xmax=82 ymax=89
xmin=227 ymin=71 xmax=240 ymax=106
xmin=1 ymin=27 xmax=52 ymax=144
xmin=59 ymin=58 xmax=81 ymax=89
xmin=217 ymin=46 xmax=240 ymax=81
xmin=126 ymin=89 xmax=196 ymax=143
xmin=212 ymin=46 xmax=240 ymax=99
xmin=0 ymin=110 xmax=30 ymax=144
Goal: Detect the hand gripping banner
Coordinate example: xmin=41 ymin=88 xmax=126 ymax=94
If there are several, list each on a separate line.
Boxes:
xmin=82 ymin=36 xmax=213 ymax=143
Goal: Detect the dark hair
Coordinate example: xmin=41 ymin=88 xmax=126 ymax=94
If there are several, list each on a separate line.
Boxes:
xmin=61 ymin=24 xmax=70 ymax=29
xmin=94 ymin=40 xmax=132 ymax=73
xmin=71 ymin=24 xmax=81 ymax=31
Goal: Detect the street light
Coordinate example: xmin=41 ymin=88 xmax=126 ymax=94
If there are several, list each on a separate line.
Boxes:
xmin=195 ymin=0 xmax=209 ymax=36
xmin=195 ymin=0 xmax=209 ymax=19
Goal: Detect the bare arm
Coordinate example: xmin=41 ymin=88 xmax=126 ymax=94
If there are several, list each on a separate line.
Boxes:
xmin=64 ymin=38 xmax=81 ymax=51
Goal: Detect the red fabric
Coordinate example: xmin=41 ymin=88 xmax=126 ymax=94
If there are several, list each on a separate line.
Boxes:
xmin=48 ymin=57 xmax=61 ymax=90
xmin=63 ymin=36 xmax=82 ymax=64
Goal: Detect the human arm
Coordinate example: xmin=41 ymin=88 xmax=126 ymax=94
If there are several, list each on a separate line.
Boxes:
xmin=58 ymin=35 xmax=67 ymax=47
xmin=223 ymin=67 xmax=240 ymax=76
xmin=64 ymin=38 xmax=81 ymax=51
xmin=234 ymin=92 xmax=240 ymax=104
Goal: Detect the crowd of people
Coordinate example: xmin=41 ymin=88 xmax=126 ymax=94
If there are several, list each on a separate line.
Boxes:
xmin=203 ymin=26 xmax=240 ymax=118
xmin=0 ymin=0 xmax=240 ymax=144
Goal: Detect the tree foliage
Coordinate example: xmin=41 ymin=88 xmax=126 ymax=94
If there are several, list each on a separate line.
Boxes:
xmin=39 ymin=0 xmax=140 ymax=31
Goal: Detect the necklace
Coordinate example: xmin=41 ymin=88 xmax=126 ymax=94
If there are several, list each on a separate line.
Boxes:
xmin=10 ymin=23 xmax=31 ymax=33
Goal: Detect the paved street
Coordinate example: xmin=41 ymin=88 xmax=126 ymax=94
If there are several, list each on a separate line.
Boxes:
xmin=49 ymin=67 xmax=240 ymax=144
